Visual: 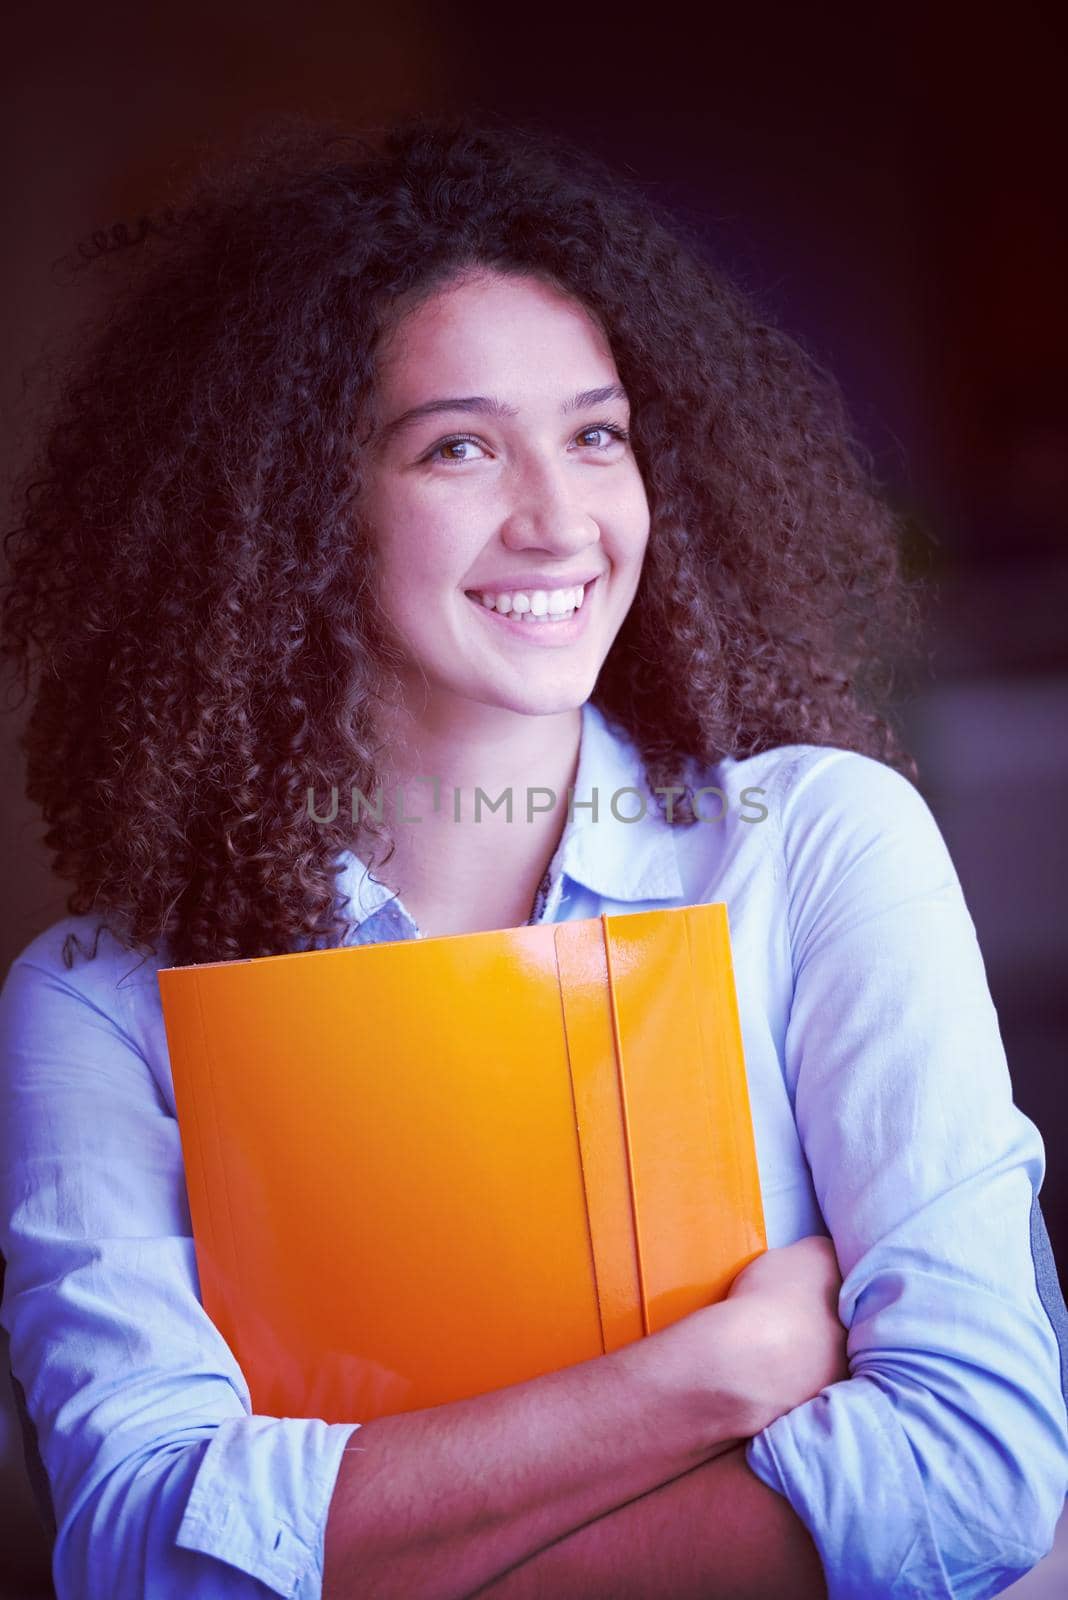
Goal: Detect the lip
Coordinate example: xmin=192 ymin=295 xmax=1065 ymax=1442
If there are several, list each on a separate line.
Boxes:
xmin=464 ymin=576 xmax=599 ymax=647
xmin=464 ymin=571 xmax=605 ymax=596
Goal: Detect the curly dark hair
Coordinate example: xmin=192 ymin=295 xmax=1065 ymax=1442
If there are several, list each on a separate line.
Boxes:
xmin=1 ymin=113 xmax=926 ymax=968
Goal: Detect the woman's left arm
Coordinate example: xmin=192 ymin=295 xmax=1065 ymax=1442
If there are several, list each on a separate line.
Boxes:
xmin=475 ymin=749 xmax=1068 ymax=1600
xmin=739 ymin=747 xmax=1068 ymax=1600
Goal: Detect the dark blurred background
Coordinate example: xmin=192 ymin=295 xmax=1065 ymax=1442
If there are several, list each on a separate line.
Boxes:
xmin=2 ymin=3 xmax=1066 ymax=1593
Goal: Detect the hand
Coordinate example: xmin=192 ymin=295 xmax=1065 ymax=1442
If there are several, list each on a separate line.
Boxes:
xmin=722 ymin=1234 xmax=850 ymax=1434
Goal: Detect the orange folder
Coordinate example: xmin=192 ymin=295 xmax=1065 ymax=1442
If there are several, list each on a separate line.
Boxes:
xmin=158 ymin=902 xmax=766 ymax=1424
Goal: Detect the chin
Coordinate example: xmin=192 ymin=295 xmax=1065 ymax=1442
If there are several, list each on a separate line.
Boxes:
xmin=468 ymin=677 xmax=597 ymax=718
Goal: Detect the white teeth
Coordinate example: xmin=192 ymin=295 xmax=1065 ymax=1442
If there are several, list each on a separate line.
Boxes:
xmin=472 ymin=583 xmax=586 ymax=614
xmin=521 ymin=605 xmax=577 ymax=624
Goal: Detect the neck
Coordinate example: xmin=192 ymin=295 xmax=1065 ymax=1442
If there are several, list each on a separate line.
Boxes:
xmin=374 ymin=697 xmax=582 ymax=801
xmin=358 ymin=698 xmax=584 ymax=937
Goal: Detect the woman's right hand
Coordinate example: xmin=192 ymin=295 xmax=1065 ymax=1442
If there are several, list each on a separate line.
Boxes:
xmin=667 ymin=1234 xmax=850 ymax=1441
xmin=723 ymin=1234 xmax=850 ymax=1434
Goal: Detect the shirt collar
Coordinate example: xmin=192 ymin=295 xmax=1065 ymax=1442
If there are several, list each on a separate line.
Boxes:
xmin=337 ymin=698 xmax=685 ymax=932
xmin=557 ymin=699 xmax=685 ymax=902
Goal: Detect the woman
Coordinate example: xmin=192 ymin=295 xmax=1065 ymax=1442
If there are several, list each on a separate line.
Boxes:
xmin=0 ymin=116 xmax=1065 ymax=1599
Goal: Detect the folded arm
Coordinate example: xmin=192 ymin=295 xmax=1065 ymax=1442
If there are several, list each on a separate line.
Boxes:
xmin=740 ymin=751 xmax=1068 ymax=1600
xmin=467 ymin=1444 xmax=826 ymax=1600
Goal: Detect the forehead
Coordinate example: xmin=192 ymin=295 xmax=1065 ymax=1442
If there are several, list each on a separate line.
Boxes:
xmin=375 ymin=270 xmax=620 ymax=403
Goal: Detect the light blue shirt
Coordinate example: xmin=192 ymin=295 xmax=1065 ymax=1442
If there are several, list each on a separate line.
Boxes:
xmin=1 ymin=698 xmax=1066 ymax=1599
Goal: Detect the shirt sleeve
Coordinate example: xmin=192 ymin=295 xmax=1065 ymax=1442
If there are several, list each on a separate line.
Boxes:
xmin=744 ymin=749 xmax=1068 ymax=1600
xmin=0 ymin=945 xmax=362 ymax=1599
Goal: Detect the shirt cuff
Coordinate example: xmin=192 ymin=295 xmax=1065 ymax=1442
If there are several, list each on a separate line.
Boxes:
xmin=175 ymin=1416 xmax=362 ymax=1597
xmin=744 ymin=1381 xmax=954 ymax=1600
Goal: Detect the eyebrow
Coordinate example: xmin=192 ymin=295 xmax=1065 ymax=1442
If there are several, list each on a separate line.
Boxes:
xmin=375 ymin=384 xmax=630 ymax=447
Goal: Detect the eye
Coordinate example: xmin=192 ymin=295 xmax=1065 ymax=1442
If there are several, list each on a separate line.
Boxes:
xmin=424 ymin=434 xmax=488 ymax=465
xmin=573 ymin=423 xmax=630 ymax=451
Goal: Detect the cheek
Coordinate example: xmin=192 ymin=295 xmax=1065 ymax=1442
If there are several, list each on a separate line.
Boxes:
xmin=607 ymin=463 xmax=651 ymax=540
xmin=619 ymin=501 xmax=652 ymax=565
xmin=384 ymin=484 xmax=484 ymax=572
xmin=379 ymin=534 xmax=471 ymax=623
xmin=367 ymin=500 xmax=435 ymax=586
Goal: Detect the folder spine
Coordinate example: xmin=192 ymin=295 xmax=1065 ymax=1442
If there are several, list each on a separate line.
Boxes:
xmin=602 ymin=914 xmax=652 ymax=1337
xmin=553 ymin=934 xmax=602 ymax=1349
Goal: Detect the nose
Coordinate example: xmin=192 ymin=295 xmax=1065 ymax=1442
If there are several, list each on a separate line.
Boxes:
xmin=497 ymin=454 xmax=600 ymax=559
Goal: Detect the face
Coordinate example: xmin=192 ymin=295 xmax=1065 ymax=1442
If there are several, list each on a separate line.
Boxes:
xmin=359 ymin=269 xmax=651 ymax=726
